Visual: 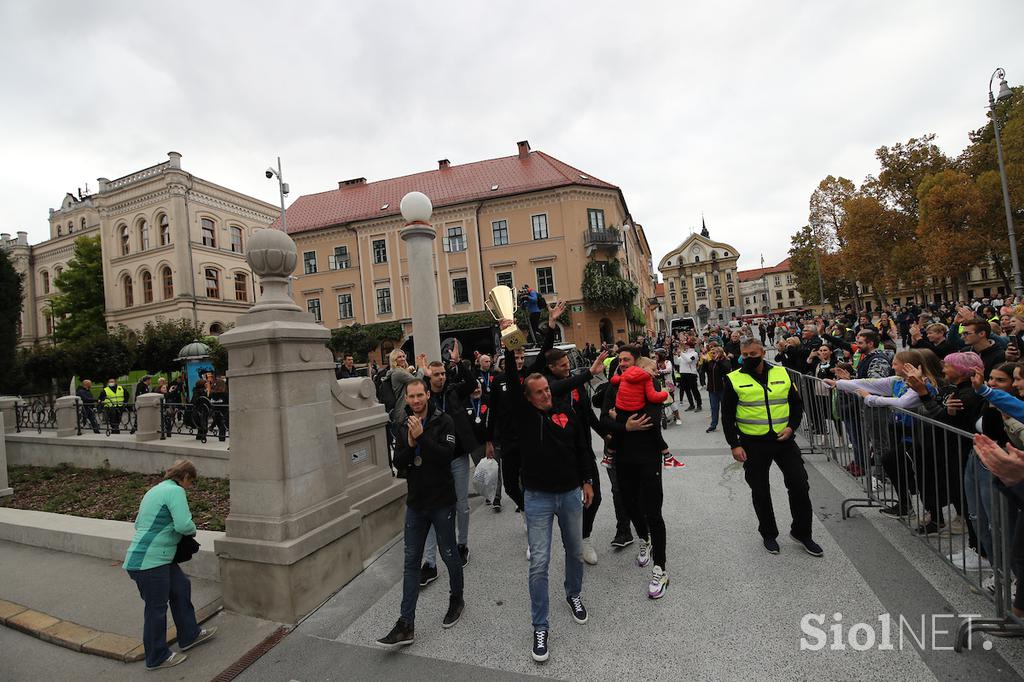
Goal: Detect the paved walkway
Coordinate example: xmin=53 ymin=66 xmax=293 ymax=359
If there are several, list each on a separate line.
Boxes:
xmin=242 ymin=412 xmax=1024 ymax=681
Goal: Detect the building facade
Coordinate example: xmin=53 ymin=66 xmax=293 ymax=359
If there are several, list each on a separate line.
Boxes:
xmin=281 ymin=141 xmax=657 ymax=349
xmin=737 ymin=257 xmax=804 ymax=316
xmin=4 ymin=152 xmax=279 ymax=346
xmin=656 ymin=227 xmax=741 ymax=328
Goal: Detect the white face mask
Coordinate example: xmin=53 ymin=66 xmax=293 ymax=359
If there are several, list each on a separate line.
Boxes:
xmin=108 ymin=383 xmax=115 ymax=387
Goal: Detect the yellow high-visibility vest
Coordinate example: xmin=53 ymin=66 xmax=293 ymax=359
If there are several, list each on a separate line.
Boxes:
xmin=102 ymin=385 xmax=125 ymax=406
xmin=726 ymin=365 xmax=791 ymax=436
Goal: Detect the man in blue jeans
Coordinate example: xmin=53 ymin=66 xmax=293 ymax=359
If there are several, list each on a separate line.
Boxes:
xmin=377 ymin=379 xmax=465 ymax=648
xmin=502 ymin=320 xmax=594 ymax=663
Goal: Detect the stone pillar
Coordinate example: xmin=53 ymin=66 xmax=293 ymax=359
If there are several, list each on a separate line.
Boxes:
xmin=0 ymin=414 xmax=10 ymax=498
xmin=55 ymin=396 xmax=80 ymax=437
xmin=215 ymin=228 xmax=406 ymax=624
xmin=134 ymin=393 xmax=163 ymax=442
xmin=0 ymin=398 xmax=18 ymax=434
xmin=399 ymin=192 xmax=442 ymax=363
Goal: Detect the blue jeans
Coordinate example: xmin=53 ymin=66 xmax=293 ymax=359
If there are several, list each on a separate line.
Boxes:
xmin=524 ymin=487 xmax=584 ymax=630
xmin=708 ymin=390 xmax=723 ymax=428
xmin=400 ymin=505 xmax=463 ymax=626
xmin=424 ymin=454 xmax=470 ymax=566
xmin=127 ymin=563 xmax=201 ymax=668
xmin=965 ymin=450 xmax=994 ymax=559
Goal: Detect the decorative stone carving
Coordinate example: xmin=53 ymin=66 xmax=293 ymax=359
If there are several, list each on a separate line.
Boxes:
xmin=246 ymin=228 xmax=300 ymax=312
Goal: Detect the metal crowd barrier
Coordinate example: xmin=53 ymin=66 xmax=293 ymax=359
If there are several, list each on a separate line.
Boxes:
xmin=159 ymin=398 xmax=229 ymax=443
xmin=784 ymin=367 xmax=1024 ymax=651
xmin=76 ymin=400 xmax=138 ymax=436
xmin=14 ymin=395 xmax=58 ymax=433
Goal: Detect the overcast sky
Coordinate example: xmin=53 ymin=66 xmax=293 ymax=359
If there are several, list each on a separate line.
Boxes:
xmin=2 ymin=1 xmax=1023 ymax=273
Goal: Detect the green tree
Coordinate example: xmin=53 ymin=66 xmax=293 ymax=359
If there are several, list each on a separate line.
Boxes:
xmin=136 ymin=319 xmax=207 ymax=374
xmin=65 ymin=334 xmax=135 ymax=384
xmin=49 ymin=236 xmax=106 ymax=343
xmin=788 ymin=225 xmax=847 ymax=305
xmin=0 ymin=248 xmax=24 ymax=393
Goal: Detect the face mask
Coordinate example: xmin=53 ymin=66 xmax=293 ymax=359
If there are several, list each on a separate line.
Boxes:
xmin=108 ymin=383 xmax=115 ymax=387
xmin=741 ymin=355 xmax=763 ymax=370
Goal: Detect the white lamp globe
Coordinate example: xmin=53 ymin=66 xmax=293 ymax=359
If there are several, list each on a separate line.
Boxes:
xmin=400 ymin=191 xmax=433 ymax=223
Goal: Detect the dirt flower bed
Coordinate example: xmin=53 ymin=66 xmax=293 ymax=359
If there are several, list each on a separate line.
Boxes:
xmin=0 ymin=464 xmax=229 ymax=531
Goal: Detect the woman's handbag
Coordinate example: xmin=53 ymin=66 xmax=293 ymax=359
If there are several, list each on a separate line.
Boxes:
xmin=174 ymin=534 xmax=200 ymax=563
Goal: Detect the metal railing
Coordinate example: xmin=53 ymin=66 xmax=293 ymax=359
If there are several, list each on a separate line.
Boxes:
xmin=582 ymin=229 xmax=622 ymax=248
xmin=784 ymin=367 xmax=1024 ymax=650
xmin=159 ymin=398 xmax=229 ymax=443
xmin=14 ymin=394 xmax=58 ymax=433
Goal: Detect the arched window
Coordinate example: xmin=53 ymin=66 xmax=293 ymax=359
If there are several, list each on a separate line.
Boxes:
xmin=41 ymin=271 xmax=50 ymax=294
xmin=161 ymin=266 xmax=173 ymax=299
xmin=80 ymin=218 xmax=86 ymax=232
xmin=53 ymin=266 xmax=62 ymax=289
xmin=205 ymin=268 xmax=220 ymax=298
xmin=201 ymin=218 xmax=216 ymax=247
xmin=57 ymin=225 xmax=63 ymax=236
xmin=119 ymin=225 xmax=130 ymax=255
xmin=159 ymin=214 xmax=170 ymax=246
xmin=139 ymin=219 xmax=150 ymax=251
xmin=230 ymin=226 xmax=243 ymax=253
xmin=234 ymin=272 xmax=248 ymax=301
xmin=693 ymin=255 xmax=700 ymax=263
xmin=209 ymin=322 xmax=223 ymax=335
xmin=67 ymin=221 xmax=72 ymax=235
xmin=123 ymin=274 xmax=134 ymax=307
xmin=142 ymin=271 xmax=153 ymax=303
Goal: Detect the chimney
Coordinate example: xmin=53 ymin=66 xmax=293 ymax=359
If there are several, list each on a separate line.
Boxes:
xmin=17 ymin=231 xmax=28 ymax=245
xmin=338 ymin=177 xmax=367 ymax=189
xmin=517 ymin=140 xmax=531 ymax=159
xmin=167 ymin=151 xmax=182 ymax=169
xmin=438 ymin=159 xmax=450 ymax=170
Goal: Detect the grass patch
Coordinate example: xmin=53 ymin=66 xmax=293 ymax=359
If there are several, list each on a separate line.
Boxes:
xmin=0 ymin=464 xmax=229 ymax=531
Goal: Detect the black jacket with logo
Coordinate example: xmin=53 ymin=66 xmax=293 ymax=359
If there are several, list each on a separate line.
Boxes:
xmin=393 ymin=403 xmax=457 ymax=510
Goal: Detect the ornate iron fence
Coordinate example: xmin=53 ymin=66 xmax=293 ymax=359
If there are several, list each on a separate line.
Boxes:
xmin=159 ymin=398 xmax=229 ymax=443
xmin=89 ymin=402 xmax=138 ymax=436
xmin=14 ymin=394 xmax=58 ymax=433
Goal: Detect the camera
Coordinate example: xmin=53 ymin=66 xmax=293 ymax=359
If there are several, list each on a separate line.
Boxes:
xmin=265 ymin=168 xmax=275 ymax=179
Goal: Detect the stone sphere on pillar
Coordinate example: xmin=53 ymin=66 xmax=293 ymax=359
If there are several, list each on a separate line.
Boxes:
xmin=247 ymin=228 xmax=298 ymax=278
xmin=400 ymin=192 xmax=433 ymax=223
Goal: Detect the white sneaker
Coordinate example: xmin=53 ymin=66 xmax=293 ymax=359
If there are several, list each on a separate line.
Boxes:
xmin=648 ymin=566 xmax=669 ymax=599
xmin=526 ymin=544 xmax=532 ymax=561
xmin=948 ymin=548 xmax=984 ymax=571
xmin=636 ymin=539 xmax=651 ymax=568
xmin=582 ymin=539 xmax=598 ymax=565
xmin=674 ymin=418 xmax=682 ymax=425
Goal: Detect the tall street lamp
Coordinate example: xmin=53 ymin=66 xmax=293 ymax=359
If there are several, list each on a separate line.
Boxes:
xmin=989 ymin=68 xmax=1022 ymax=297
xmin=266 ymin=157 xmax=292 ymax=295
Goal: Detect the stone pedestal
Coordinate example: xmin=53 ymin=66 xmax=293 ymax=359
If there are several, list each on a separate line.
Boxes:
xmin=215 ymin=228 xmax=405 ymax=624
xmin=134 ymin=393 xmax=163 ymax=442
xmin=0 ymin=398 xmax=18 ymax=434
xmin=55 ymin=396 xmax=80 ymax=437
xmin=0 ymin=414 xmax=11 ymax=498
xmin=400 ymin=192 xmax=441 ymax=362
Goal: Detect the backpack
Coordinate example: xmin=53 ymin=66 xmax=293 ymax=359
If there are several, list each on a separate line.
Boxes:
xmin=591 ymin=381 xmax=609 ymax=410
xmin=375 ymin=369 xmax=397 ymax=411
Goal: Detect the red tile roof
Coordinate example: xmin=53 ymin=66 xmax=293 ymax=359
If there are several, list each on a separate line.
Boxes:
xmin=274 ymin=148 xmax=618 ymax=234
xmin=737 ymin=257 xmax=792 ymax=282
xmin=655 ymin=282 xmax=665 ymax=297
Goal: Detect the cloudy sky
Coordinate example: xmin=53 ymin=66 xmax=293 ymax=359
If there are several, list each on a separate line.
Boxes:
xmin=2 ymin=1 xmax=1023 ymax=272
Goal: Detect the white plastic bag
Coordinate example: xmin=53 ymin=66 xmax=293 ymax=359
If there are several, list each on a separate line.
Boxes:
xmin=473 ymin=457 xmax=500 ymax=502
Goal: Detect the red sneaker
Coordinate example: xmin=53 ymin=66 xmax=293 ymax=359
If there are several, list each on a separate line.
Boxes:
xmin=663 ymin=455 xmax=686 ymax=469
xmin=848 ymin=463 xmax=864 ymax=477
xmin=600 ymin=454 xmax=614 ymax=468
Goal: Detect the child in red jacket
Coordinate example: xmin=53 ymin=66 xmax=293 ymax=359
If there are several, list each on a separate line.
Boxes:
xmin=611 ymin=362 xmax=669 ymax=411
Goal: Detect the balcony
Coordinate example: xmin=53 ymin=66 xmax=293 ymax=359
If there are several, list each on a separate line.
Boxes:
xmin=583 ymin=228 xmax=622 ymax=255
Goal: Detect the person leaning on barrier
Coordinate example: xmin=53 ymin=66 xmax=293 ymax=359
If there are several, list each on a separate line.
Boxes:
xmin=76 ymin=379 xmax=101 ymax=434
xmin=722 ymin=337 xmax=823 ymax=557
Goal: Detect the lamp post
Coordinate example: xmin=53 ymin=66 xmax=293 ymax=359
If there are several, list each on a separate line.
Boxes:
xmin=989 ymin=68 xmax=1022 ymax=298
xmin=266 ymin=157 xmax=292 ymax=295
xmin=400 ymin=191 xmax=441 ymax=363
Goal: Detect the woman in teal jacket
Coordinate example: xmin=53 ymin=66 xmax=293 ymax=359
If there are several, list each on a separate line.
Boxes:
xmin=124 ymin=459 xmax=217 ymax=670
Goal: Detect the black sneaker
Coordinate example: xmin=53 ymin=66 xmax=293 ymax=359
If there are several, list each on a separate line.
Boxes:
xmin=763 ymin=537 xmax=780 ymax=554
xmin=493 ymin=501 xmax=502 ymax=513
xmin=376 ymin=619 xmax=415 ymax=648
xmin=566 ymin=595 xmax=588 ymax=624
xmin=458 ymin=544 xmax=470 ymax=567
xmin=705 ymin=426 xmax=716 ymax=433
xmin=790 ymin=533 xmax=824 ymax=557
xmin=610 ymin=531 xmax=634 ymax=548
xmin=532 ymin=628 xmax=549 ymax=662
xmin=419 ymin=563 xmax=438 ymax=588
xmin=442 ymin=594 xmax=464 ymax=629
xmin=916 ymin=522 xmax=942 ymax=537
xmin=684 ymin=405 xmax=695 ymax=412
xmin=879 ymin=503 xmax=908 ymax=518
xmin=695 ymin=406 xmax=703 ymax=412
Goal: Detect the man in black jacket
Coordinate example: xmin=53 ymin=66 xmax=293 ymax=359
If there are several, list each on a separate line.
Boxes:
xmin=76 ymin=380 xmax=101 ymax=433
xmin=377 ymin=379 xmax=464 ymax=649
xmin=501 ymin=320 xmax=593 ymax=664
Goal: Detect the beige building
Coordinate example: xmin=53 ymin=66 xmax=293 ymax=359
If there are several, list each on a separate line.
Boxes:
xmin=281 ymin=141 xmax=657 ymax=349
xmin=738 ymin=257 xmax=804 ymax=316
xmin=5 ymin=152 xmax=279 ymax=346
xmin=657 ymin=226 xmax=741 ymax=328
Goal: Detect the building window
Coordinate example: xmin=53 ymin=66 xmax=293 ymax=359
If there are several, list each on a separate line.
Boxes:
xmin=446 ymin=226 xmax=466 ymax=252
xmin=729 ymin=298 xmax=735 ymax=307
xmin=45 ymin=314 xmax=53 ymax=336
xmin=453 ymin=277 xmax=469 ymax=305
xmin=776 ymin=290 xmax=783 ymax=301
xmin=726 ymin=272 xmax=732 ymax=282
xmin=142 ymin=271 xmax=153 ymax=303
xmin=123 ymin=274 xmax=134 ymax=307
xmin=159 ymin=214 xmax=171 ymax=246
xmin=303 ymin=250 xmax=318 ymax=274
xmin=684 ymin=304 xmax=690 ymax=313
xmin=532 ymin=214 xmax=549 ymax=240
xmin=496 ymin=271 xmax=513 ymax=289
xmin=205 ymin=268 xmax=220 ymax=298
xmin=492 ymin=220 xmax=509 ymax=246
xmin=788 ymin=290 xmax=796 ymax=299
xmin=41 ymin=271 xmax=50 ymax=294
xmin=329 ymin=245 xmax=350 ymax=270
xmin=981 ymin=267 xmax=989 ymax=280
xmin=201 ymin=218 xmax=217 ymax=247
xmin=307 ymin=297 xmax=322 ymax=323
xmin=235 ymin=273 xmax=248 ymax=301
xmin=671 ymin=304 xmax=677 ymax=315
xmin=773 ymin=275 xmax=781 ymax=286
xmin=57 ymin=225 xmax=62 ymax=236
xmin=536 ymin=266 xmax=554 ymax=295
xmin=786 ymin=274 xmax=794 ymax=285
xmin=668 ymin=280 xmax=675 ymax=291
xmin=694 ymin=276 xmax=705 ymax=288
xmin=230 ymin=227 xmax=243 ymax=253
xmin=338 ymin=293 xmax=354 ymax=319
xmin=713 ymin=274 xmax=720 ymax=284
xmin=670 ymin=293 xmax=676 ymax=303
xmin=587 ymin=209 xmax=605 ymax=232
xmin=376 ymin=287 xmax=392 ymax=314
xmin=119 ymin=225 xmax=130 ymax=255
xmin=139 ymin=219 xmax=150 ymax=251
xmin=372 ymin=239 xmax=387 ymax=264
xmin=161 ymin=267 xmax=173 ymax=299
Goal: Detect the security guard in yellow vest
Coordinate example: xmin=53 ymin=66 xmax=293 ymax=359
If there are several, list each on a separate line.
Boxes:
xmin=722 ymin=338 xmax=822 ymax=558
xmin=100 ymin=378 xmax=126 ymax=434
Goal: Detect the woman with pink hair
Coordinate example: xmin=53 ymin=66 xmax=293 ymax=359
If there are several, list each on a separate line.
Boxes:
xmin=905 ymin=351 xmax=985 ymax=536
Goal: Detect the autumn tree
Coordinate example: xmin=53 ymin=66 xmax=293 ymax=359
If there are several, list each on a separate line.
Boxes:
xmin=788 ymin=224 xmax=847 ymax=305
xmin=916 ymin=170 xmax=987 ymax=298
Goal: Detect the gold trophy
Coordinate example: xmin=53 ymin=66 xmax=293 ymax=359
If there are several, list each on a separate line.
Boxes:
xmin=485 ymin=285 xmax=526 ymax=349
